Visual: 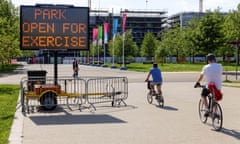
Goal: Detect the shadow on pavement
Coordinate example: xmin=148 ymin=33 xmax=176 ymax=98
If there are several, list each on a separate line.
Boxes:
xmin=29 ymin=114 xmax=126 ymax=125
xmin=162 ymin=105 xmax=178 ymax=111
xmin=154 ymin=105 xmax=178 ymax=111
xmin=219 ymin=128 xmax=240 ymax=140
xmin=90 ymin=105 xmax=138 ymax=114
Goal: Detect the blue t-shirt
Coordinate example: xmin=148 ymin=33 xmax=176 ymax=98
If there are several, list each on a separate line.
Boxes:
xmin=150 ymin=67 xmax=162 ymax=83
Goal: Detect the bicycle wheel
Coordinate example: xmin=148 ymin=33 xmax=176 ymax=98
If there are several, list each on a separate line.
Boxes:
xmin=147 ymin=92 xmax=153 ymax=104
xmin=212 ymin=103 xmax=223 ymax=131
xmin=198 ymin=99 xmax=208 ymax=123
xmin=157 ymin=95 xmax=164 ymax=108
xmin=40 ymin=92 xmax=57 ymax=110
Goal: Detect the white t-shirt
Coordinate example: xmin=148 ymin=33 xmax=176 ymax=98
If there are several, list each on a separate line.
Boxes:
xmin=201 ymin=63 xmax=222 ymax=90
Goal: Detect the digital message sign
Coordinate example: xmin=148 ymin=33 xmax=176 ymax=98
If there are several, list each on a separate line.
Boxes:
xmin=20 ymin=5 xmax=89 ymax=50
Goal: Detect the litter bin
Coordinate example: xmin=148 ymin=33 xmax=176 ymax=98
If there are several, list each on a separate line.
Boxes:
xmin=27 ymin=70 xmax=47 ymax=91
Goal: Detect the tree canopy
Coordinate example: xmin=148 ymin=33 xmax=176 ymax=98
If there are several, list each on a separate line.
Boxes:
xmin=141 ymin=32 xmax=158 ymax=57
xmin=0 ymin=0 xmax=21 ymax=64
xmin=154 ymin=6 xmax=240 ymax=63
xmin=108 ymin=30 xmax=138 ymax=60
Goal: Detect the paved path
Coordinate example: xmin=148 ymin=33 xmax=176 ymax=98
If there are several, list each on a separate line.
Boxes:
xmin=2 ymin=64 xmax=240 ymax=144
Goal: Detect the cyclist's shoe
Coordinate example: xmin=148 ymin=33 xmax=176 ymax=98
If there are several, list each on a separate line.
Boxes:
xmin=204 ymin=111 xmax=209 ymax=117
xmin=160 ymin=95 xmax=163 ymax=101
xmin=213 ymin=113 xmax=220 ymax=119
xmin=156 ymin=95 xmax=163 ymax=101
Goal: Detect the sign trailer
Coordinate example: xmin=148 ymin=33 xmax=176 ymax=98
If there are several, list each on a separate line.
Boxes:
xmin=20 ymin=5 xmax=89 ymax=84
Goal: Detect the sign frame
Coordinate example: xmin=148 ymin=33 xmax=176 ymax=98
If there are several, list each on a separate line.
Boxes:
xmin=20 ymin=5 xmax=89 ymax=51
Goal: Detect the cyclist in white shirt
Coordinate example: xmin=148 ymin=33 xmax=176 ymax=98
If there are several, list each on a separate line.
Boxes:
xmin=194 ymin=53 xmax=222 ymax=116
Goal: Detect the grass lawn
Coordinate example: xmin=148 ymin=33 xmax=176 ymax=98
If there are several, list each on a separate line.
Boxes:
xmin=0 ymin=85 xmax=19 ymax=144
xmin=107 ymin=62 xmax=237 ymax=72
xmin=0 ymin=64 xmax=21 ymax=73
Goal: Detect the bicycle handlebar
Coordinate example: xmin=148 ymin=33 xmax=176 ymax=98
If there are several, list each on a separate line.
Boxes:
xmin=194 ymin=82 xmax=205 ymax=88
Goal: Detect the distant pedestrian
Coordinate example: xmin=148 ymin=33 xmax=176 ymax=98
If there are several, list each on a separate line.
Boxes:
xmin=72 ymin=58 xmax=79 ymax=77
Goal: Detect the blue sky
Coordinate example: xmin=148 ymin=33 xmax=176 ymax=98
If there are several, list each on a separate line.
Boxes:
xmin=11 ymin=0 xmax=239 ymax=15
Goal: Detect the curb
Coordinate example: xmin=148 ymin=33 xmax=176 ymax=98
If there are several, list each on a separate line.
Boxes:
xmin=8 ymin=93 xmax=23 ymax=144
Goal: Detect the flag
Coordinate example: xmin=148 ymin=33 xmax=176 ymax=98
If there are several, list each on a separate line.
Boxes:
xmin=122 ymin=13 xmax=127 ymax=33
xmin=104 ymin=22 xmax=109 ymax=44
xmin=93 ymin=27 xmax=98 ymax=46
xmin=113 ymin=18 xmax=118 ymax=40
xmin=98 ymin=25 xmax=103 ymax=46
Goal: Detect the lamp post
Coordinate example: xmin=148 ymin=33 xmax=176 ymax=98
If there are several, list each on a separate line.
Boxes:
xmin=229 ymin=41 xmax=240 ymax=80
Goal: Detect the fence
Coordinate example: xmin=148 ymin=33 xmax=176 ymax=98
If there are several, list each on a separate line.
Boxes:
xmin=86 ymin=77 xmax=128 ymax=110
xmin=20 ymin=76 xmax=128 ymax=113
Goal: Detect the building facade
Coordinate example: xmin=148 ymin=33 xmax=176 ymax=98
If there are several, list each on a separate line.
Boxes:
xmin=36 ymin=9 xmax=167 ymax=63
xmin=89 ymin=9 xmax=167 ymax=47
xmin=167 ymin=12 xmax=205 ymax=28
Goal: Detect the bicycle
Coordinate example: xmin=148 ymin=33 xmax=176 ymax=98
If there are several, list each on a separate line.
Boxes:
xmin=194 ymin=83 xmax=223 ymax=131
xmin=146 ymin=81 xmax=164 ymax=107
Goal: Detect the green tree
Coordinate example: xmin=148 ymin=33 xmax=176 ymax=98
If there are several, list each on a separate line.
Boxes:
xmin=155 ymin=40 xmax=168 ymax=64
xmin=0 ymin=0 xmax=21 ymax=64
xmin=183 ymin=10 xmax=226 ymax=62
xmin=222 ymin=4 xmax=240 ymax=58
xmin=141 ymin=32 xmax=158 ymax=57
xmin=108 ymin=33 xmax=122 ymax=57
xmin=197 ymin=10 xmax=225 ymax=55
xmin=221 ymin=3 xmax=240 ymax=64
xmin=158 ymin=24 xmax=187 ymax=63
xmin=122 ymin=30 xmax=138 ymax=59
xmin=226 ymin=2 xmax=240 ymax=42
xmin=184 ymin=18 xmax=202 ymax=63
xmin=89 ymin=41 xmax=98 ymax=57
xmin=108 ymin=30 xmax=138 ymax=60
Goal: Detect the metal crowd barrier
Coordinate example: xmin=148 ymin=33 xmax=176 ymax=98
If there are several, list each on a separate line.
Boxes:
xmin=20 ymin=76 xmax=128 ymax=113
xmin=86 ymin=77 xmax=128 ymax=110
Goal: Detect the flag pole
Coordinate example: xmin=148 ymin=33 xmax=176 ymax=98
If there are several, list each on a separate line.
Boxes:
xmin=121 ymin=32 xmax=125 ymax=69
xmin=92 ymin=46 xmax=95 ymax=65
xmin=111 ymin=9 xmax=117 ymax=68
xmin=97 ymin=42 xmax=100 ymax=66
xmin=103 ymin=22 xmax=108 ymax=67
xmin=121 ymin=11 xmax=127 ymax=70
xmin=92 ymin=27 xmax=97 ymax=65
xmin=97 ymin=25 xmax=102 ymax=66
xmin=112 ymin=38 xmax=115 ymax=67
xmin=103 ymin=43 xmax=106 ymax=66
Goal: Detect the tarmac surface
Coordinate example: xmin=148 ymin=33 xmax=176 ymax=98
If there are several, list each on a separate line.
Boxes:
xmin=1 ymin=63 xmax=240 ymax=144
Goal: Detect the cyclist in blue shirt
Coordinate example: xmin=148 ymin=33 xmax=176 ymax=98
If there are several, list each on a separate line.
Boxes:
xmin=145 ymin=63 xmax=163 ymax=96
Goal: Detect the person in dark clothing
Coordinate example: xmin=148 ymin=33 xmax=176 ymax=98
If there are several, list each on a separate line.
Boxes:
xmin=72 ymin=58 xmax=79 ymax=77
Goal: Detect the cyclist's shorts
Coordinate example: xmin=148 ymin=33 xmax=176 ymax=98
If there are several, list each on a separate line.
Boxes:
xmin=147 ymin=81 xmax=162 ymax=89
xmin=151 ymin=82 xmax=162 ymax=87
xmin=201 ymin=87 xmax=210 ymax=97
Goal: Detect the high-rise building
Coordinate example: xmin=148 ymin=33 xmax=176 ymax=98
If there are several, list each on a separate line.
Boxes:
xmin=35 ymin=9 xmax=168 ymax=63
xmin=199 ymin=0 xmax=203 ymax=12
xmin=168 ymin=12 xmax=205 ymax=28
xmin=89 ymin=9 xmax=167 ymax=47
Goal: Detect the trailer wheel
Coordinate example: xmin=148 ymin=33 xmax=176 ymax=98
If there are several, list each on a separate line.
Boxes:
xmin=40 ymin=92 xmax=57 ymax=110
